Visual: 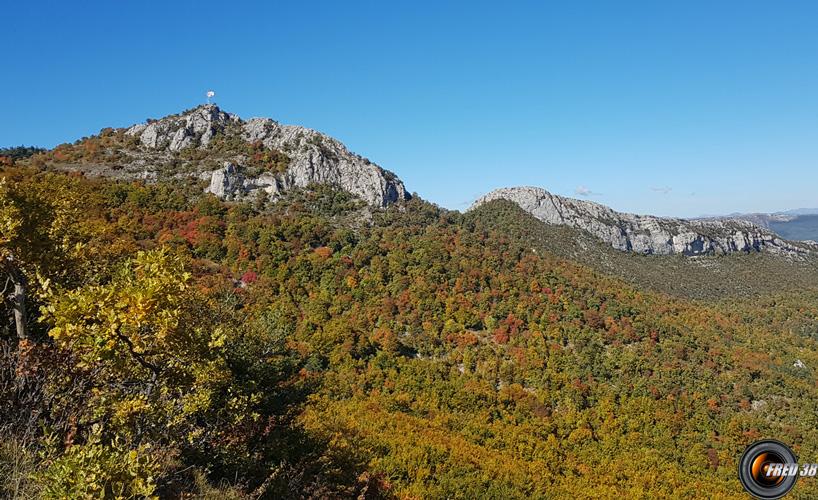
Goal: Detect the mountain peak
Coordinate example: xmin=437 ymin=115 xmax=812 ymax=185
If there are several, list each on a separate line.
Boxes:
xmin=125 ymin=104 xmax=239 ymax=151
xmin=58 ymin=106 xmax=410 ymax=207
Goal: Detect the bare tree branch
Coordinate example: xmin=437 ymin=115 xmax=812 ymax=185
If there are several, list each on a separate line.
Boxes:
xmin=116 ymin=332 xmax=161 ymax=376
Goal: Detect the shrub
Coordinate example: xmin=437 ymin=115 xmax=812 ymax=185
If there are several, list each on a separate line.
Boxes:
xmin=39 ymin=426 xmax=159 ymax=499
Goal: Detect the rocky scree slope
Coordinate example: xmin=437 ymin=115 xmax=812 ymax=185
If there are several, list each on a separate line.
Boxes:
xmin=53 ymin=105 xmax=409 ymax=207
xmin=471 ymin=187 xmax=814 ymax=256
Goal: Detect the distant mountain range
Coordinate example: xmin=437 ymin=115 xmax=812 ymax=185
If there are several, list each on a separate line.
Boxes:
xmin=768 ymin=215 xmax=818 ymax=242
xmin=701 ymin=210 xmax=818 ymax=243
xmin=780 ymin=208 xmax=818 ymax=216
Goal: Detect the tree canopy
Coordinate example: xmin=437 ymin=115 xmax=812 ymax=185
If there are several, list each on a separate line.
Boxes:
xmin=2 ymin=167 xmax=818 ymax=498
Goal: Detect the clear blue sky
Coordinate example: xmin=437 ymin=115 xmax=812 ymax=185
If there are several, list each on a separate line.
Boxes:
xmin=2 ymin=1 xmax=817 ymax=217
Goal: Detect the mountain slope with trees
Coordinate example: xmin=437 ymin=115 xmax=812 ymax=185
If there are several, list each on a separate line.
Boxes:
xmin=467 ymin=200 xmax=818 ymax=300
xmin=2 ymin=113 xmax=818 ymax=497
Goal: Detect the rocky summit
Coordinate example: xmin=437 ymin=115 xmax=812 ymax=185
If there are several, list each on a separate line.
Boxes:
xmin=111 ymin=105 xmax=409 ymax=207
xmin=471 ymin=186 xmax=814 ymax=256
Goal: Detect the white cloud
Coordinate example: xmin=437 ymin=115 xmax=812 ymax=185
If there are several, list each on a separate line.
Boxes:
xmin=575 ymin=185 xmax=600 ymax=197
xmin=651 ymin=186 xmax=672 ymax=195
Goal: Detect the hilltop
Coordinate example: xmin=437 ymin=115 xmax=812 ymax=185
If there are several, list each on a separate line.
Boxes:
xmin=467 ymin=199 xmax=818 ymax=300
xmin=471 ymin=186 xmax=815 ymax=257
xmin=32 ymin=104 xmax=409 ymax=207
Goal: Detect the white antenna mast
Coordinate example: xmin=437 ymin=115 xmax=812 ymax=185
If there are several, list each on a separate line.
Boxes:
xmin=206 ymin=90 xmax=215 ymax=104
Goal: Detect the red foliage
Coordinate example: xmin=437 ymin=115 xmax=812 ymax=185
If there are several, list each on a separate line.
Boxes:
xmin=447 ymin=332 xmax=479 ymax=347
xmin=314 ymin=246 xmax=333 ymax=259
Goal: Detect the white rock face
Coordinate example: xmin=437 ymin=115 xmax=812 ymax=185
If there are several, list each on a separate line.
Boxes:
xmin=205 ymin=162 xmax=243 ymax=199
xmin=204 ymin=162 xmax=282 ymax=200
xmin=471 ymin=186 xmax=811 ymax=256
xmin=239 ymin=117 xmax=407 ymax=207
xmin=127 ymin=105 xmax=238 ymax=152
xmin=126 ymin=105 xmax=409 ymax=207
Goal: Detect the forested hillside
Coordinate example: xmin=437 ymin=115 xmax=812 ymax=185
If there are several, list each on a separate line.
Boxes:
xmin=468 ymin=200 xmax=818 ymax=300
xmin=2 ymin=165 xmax=818 ymax=498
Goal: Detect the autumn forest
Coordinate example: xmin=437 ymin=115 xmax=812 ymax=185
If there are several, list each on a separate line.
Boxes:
xmin=2 ymin=151 xmax=818 ymax=498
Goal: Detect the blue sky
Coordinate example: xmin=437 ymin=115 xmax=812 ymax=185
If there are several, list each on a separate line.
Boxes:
xmin=2 ymin=1 xmax=816 ymax=217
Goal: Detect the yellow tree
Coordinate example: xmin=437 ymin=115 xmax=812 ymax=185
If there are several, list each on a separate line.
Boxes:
xmin=39 ymin=247 xmax=305 ymax=493
xmin=0 ymin=173 xmax=94 ymax=341
xmin=44 ymin=248 xmax=194 ymax=373
xmin=40 ymin=247 xmax=236 ymax=440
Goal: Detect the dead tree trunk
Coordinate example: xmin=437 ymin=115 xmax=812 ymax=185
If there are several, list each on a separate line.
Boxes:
xmin=3 ymin=257 xmax=27 ymax=340
xmin=12 ymin=273 xmax=26 ymax=340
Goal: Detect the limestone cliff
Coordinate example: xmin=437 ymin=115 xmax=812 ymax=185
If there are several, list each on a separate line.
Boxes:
xmin=471 ymin=187 xmax=813 ymax=256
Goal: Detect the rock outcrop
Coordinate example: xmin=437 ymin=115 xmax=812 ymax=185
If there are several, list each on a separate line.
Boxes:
xmin=471 ymin=186 xmax=812 ymax=256
xmin=125 ymin=105 xmax=409 ymax=207
xmin=237 ymin=117 xmax=407 ymax=207
xmin=127 ymin=105 xmax=238 ymax=152
xmin=203 ymin=162 xmax=280 ymax=200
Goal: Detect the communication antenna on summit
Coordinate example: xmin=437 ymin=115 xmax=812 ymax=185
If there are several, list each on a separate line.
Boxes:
xmin=206 ymin=90 xmax=215 ymax=104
